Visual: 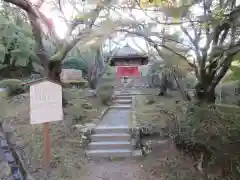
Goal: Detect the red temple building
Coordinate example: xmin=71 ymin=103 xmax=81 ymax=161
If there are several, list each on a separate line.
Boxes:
xmin=106 ymin=45 xmax=149 ymax=87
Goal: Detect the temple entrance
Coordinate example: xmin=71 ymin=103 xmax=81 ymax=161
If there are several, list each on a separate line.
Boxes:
xmin=106 ymin=45 xmax=149 ymax=88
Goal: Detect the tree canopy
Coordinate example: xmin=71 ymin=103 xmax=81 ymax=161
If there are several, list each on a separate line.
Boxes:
xmin=0 ymin=0 xmax=239 ymax=99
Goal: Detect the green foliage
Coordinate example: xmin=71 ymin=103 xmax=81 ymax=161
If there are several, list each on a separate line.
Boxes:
xmin=0 ymin=79 xmax=27 ymax=96
xmin=212 ymin=7 xmax=227 ymax=22
xmin=0 ymin=16 xmax=36 ymax=66
xmin=224 ymin=66 xmax=240 ymax=82
xmin=62 ymin=58 xmax=88 ymax=75
xmin=170 ymin=103 xmax=240 ymax=179
xmin=68 ymin=105 xmax=87 ymax=123
xmin=97 ymin=76 xmax=115 ymax=105
xmin=105 ymin=66 xmax=116 ymax=76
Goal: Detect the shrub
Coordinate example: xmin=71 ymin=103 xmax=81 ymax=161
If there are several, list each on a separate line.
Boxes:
xmin=0 ymin=79 xmax=27 ymax=96
xmin=70 ymin=80 xmax=88 ymax=88
xmin=68 ymin=104 xmax=87 ymax=123
xmin=97 ymin=81 xmax=114 ymax=105
xmin=169 ymin=103 xmax=240 ymax=179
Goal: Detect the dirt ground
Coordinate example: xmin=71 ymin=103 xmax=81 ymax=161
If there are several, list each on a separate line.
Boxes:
xmin=76 ymin=139 xmax=203 ymax=180
xmin=0 ymin=88 xmax=203 ymax=180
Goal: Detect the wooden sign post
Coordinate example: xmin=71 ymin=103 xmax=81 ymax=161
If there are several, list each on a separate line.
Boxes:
xmin=29 ymin=79 xmax=63 ymax=171
xmin=44 ymin=122 xmax=51 ymax=170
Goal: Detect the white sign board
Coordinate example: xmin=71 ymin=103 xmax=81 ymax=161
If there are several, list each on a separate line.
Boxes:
xmin=30 ymin=80 xmax=63 ymax=124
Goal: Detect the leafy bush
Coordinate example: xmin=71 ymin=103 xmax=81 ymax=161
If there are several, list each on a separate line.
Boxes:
xmin=97 ymin=81 xmax=114 ymax=105
xmin=68 ymin=104 xmax=87 ymax=123
xmin=169 ymin=103 xmax=240 ymax=179
xmin=0 ymin=79 xmax=27 ymax=96
xmin=96 ymin=75 xmax=115 ymax=105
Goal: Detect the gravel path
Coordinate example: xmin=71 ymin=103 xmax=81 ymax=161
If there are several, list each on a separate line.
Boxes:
xmin=79 ymin=159 xmax=159 ymax=180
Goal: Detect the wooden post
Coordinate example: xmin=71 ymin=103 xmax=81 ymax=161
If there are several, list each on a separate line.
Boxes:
xmin=44 ymin=122 xmax=51 ymax=171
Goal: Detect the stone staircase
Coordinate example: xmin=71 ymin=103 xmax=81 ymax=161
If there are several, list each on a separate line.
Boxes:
xmin=86 ymin=91 xmax=134 ymax=158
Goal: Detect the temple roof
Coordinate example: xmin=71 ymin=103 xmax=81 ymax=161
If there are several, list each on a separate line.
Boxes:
xmin=108 ymin=44 xmax=147 ymax=57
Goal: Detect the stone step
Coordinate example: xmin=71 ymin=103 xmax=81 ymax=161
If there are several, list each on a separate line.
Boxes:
xmin=110 ymin=104 xmax=132 ymax=109
xmin=88 ymin=141 xmax=132 ymax=150
xmin=115 ymin=93 xmax=133 ymax=96
xmin=93 ymin=126 xmax=129 ymax=134
xmin=91 ymin=133 xmax=130 ymax=142
xmin=86 ymin=149 xmax=132 ymax=157
xmin=112 ymin=99 xmax=132 ymax=104
xmin=114 ymin=95 xmax=133 ymax=100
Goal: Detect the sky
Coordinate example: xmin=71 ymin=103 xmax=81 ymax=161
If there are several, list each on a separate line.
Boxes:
xmin=37 ymin=0 xmax=175 ymax=52
xmin=35 ymin=0 xmax=228 ymax=58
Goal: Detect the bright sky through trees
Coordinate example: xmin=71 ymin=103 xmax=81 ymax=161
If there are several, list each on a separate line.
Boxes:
xmin=34 ymin=0 xmax=169 ymax=52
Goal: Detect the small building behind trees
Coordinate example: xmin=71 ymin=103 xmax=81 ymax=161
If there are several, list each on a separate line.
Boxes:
xmin=108 ymin=45 xmax=149 ymax=66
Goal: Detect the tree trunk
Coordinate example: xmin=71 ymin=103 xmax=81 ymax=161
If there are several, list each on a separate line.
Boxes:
xmin=159 ymin=74 xmax=168 ymax=96
xmin=48 ymin=60 xmax=61 ymax=83
xmin=195 ymin=83 xmax=216 ymax=103
xmin=47 ymin=60 xmax=69 ymax=108
xmin=3 ymin=53 xmax=11 ymax=65
xmin=88 ymin=65 xmax=97 ymax=89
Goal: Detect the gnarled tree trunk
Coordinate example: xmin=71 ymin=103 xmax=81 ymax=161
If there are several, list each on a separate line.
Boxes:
xmin=48 ymin=61 xmax=61 ymax=83
xmin=159 ymin=73 xmax=168 ymax=96
xmin=195 ymin=82 xmax=216 ymax=103
xmin=88 ymin=49 xmax=106 ymax=89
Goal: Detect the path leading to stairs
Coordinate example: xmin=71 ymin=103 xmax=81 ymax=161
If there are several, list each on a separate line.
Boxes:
xmin=77 ymin=159 xmax=159 ymax=180
xmin=84 ymin=89 xmax=163 ymax=179
xmin=86 ymin=90 xmax=135 ymax=158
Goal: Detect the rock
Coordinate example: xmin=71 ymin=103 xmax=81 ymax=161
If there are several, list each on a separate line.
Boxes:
xmin=74 ymin=123 xmax=96 ymax=137
xmin=132 ymin=150 xmax=142 ymax=157
xmin=84 ymin=123 xmax=96 ymax=128
xmin=60 ymin=69 xmax=83 ymax=83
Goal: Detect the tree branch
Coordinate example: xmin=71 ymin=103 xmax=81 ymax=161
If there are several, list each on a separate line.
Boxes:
xmin=119 ymin=28 xmax=198 ymax=74
xmin=209 ymin=54 xmax=236 ymax=91
xmin=50 ymin=2 xmax=106 ymax=62
xmin=180 ymin=22 xmax=202 ymax=63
